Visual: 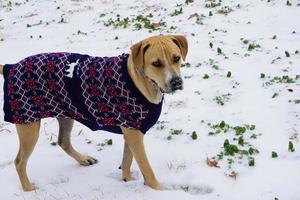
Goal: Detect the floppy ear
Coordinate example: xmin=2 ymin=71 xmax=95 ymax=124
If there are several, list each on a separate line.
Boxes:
xmin=171 ymin=35 xmax=188 ymax=61
xmin=130 ymin=41 xmax=150 ymax=69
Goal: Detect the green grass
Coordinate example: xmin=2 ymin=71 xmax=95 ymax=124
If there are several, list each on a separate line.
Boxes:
xmin=248 ymin=43 xmax=261 ymax=51
xmin=214 ymin=93 xmax=232 ymax=106
xmin=290 ymin=99 xmax=300 ymax=104
xmin=205 ymin=1 xmax=221 ymax=8
xmin=272 ymin=93 xmax=279 ymax=98
xmin=208 ymin=121 xmax=255 ymax=136
xmin=170 ymin=129 xmax=183 ymax=135
xmin=285 ymin=51 xmax=290 ymax=57
xmin=248 ymin=157 xmax=255 ymax=166
xmin=272 ymin=151 xmax=278 ymax=158
xmin=102 ymin=14 xmax=167 ymax=31
xmin=217 ymin=6 xmax=233 ymax=15
xmin=191 ymin=131 xmax=198 ymax=140
xmin=196 ymin=15 xmax=206 ymax=25
xmin=226 ymin=71 xmax=232 ymax=78
xmin=97 ymin=139 xmax=113 ymax=151
xmin=181 ymin=62 xmax=191 ymax=68
xmin=171 ymin=7 xmax=183 ymax=16
xmin=208 ymin=120 xmax=259 ymax=169
xmin=203 ymin=74 xmax=210 ymax=79
xmin=288 ymin=141 xmax=295 ymax=152
xmin=264 ymin=75 xmax=298 ymax=86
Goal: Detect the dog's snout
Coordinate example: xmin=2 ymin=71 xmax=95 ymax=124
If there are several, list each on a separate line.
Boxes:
xmin=170 ymin=77 xmax=183 ymax=91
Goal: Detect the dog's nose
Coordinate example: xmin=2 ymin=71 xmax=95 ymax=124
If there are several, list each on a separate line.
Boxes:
xmin=170 ymin=77 xmax=183 ymax=91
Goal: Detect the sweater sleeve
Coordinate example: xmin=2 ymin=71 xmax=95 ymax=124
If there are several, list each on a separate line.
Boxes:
xmin=139 ymin=100 xmax=163 ymax=134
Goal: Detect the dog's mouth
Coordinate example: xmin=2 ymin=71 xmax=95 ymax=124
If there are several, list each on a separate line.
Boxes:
xmin=145 ymin=77 xmax=183 ymax=94
xmin=145 ymin=76 xmax=165 ymax=94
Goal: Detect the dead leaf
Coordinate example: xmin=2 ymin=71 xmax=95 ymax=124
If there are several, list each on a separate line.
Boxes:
xmin=188 ymin=13 xmax=199 ymax=20
xmin=287 ymin=88 xmax=293 ymax=92
xmin=152 ymin=23 xmax=161 ymax=30
xmin=206 ymin=158 xmax=220 ymax=168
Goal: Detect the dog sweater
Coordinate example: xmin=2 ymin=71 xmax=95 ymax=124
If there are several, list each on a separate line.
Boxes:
xmin=2 ymin=53 xmax=163 ymax=134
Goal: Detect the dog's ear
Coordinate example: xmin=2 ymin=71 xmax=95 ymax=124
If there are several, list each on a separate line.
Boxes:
xmin=130 ymin=41 xmax=150 ymax=69
xmin=171 ymin=35 xmax=188 ymax=61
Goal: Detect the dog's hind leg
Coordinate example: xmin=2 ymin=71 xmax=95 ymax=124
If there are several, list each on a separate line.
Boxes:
xmin=120 ymin=142 xmax=135 ymax=182
xmin=57 ymin=118 xmax=97 ymax=166
xmin=0 ymin=64 xmax=3 ymax=74
xmin=15 ymin=121 xmax=40 ymax=191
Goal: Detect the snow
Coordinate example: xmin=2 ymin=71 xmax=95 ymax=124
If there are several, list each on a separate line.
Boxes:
xmin=0 ymin=0 xmax=300 ymax=199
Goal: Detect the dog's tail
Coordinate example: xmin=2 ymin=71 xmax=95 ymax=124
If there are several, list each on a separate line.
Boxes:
xmin=0 ymin=64 xmax=3 ymax=75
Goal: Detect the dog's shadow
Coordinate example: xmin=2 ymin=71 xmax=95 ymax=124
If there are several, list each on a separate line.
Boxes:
xmin=106 ymin=170 xmax=140 ymax=181
xmin=106 ymin=171 xmax=213 ymax=195
xmin=163 ymin=182 xmax=214 ymax=195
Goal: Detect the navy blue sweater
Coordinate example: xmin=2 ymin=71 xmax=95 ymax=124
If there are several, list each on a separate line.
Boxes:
xmin=3 ymin=53 xmax=163 ymax=134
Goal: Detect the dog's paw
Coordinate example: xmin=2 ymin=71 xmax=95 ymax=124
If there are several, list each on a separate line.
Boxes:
xmin=145 ymin=181 xmax=164 ymax=190
xmin=122 ymin=174 xmax=136 ymax=182
xmin=22 ymin=183 xmax=37 ymax=192
xmin=78 ymin=155 xmax=98 ymax=166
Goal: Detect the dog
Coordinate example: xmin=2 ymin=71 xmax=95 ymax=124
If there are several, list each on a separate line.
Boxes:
xmin=0 ymin=35 xmax=188 ymax=191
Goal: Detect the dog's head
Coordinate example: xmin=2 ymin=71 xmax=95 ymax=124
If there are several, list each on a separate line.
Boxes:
xmin=130 ymin=35 xmax=188 ymax=94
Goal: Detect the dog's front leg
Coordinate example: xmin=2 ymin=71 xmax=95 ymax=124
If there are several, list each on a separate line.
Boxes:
xmin=121 ymin=142 xmax=135 ymax=182
xmin=121 ymin=127 xmax=162 ymax=190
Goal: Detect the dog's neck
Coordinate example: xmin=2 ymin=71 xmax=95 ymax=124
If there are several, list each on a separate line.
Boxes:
xmin=127 ymin=54 xmax=163 ymax=104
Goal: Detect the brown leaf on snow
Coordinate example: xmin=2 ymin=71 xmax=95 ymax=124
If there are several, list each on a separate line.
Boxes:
xmin=287 ymin=88 xmax=293 ymax=92
xmin=206 ymin=158 xmax=220 ymax=168
xmin=152 ymin=23 xmax=161 ymax=30
xmin=188 ymin=13 xmax=199 ymax=20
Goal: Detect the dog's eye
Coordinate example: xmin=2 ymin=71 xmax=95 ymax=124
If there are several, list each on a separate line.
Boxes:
xmin=173 ymin=55 xmax=181 ymax=63
xmin=152 ymin=60 xmax=162 ymax=68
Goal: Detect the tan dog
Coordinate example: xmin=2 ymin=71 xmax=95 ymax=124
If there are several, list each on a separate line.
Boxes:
xmin=0 ymin=35 xmax=188 ymax=191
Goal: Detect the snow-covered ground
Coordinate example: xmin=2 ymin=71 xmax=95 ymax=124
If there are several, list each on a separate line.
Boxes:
xmin=0 ymin=0 xmax=300 ymax=199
